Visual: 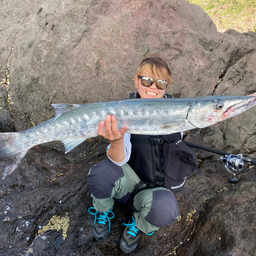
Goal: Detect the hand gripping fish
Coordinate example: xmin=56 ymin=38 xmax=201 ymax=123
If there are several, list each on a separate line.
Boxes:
xmin=0 ymin=93 xmax=256 ymax=179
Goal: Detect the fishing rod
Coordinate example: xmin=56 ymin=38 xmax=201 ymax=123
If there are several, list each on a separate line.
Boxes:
xmin=184 ymin=141 xmax=256 ymax=183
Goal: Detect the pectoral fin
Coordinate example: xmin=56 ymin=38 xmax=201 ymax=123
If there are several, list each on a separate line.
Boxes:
xmin=61 ymin=138 xmax=86 ymax=153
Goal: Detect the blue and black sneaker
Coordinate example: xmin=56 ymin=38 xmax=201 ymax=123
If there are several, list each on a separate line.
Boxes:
xmin=88 ymin=206 xmax=115 ymax=240
xmin=120 ymin=216 xmax=154 ymax=253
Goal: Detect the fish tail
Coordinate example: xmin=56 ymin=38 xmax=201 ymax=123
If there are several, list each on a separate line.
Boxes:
xmin=0 ymin=132 xmax=27 ymax=179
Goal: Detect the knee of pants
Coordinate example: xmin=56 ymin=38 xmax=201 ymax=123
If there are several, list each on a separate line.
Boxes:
xmin=145 ymin=189 xmax=179 ymax=228
xmin=87 ymin=159 xmax=124 ymax=199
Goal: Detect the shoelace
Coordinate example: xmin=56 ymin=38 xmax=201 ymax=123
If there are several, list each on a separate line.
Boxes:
xmin=88 ymin=207 xmax=115 ymax=232
xmin=122 ymin=216 xmax=154 ymax=237
xmin=123 ymin=216 xmax=140 ymax=237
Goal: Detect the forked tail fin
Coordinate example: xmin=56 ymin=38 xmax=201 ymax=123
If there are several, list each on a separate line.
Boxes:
xmin=0 ymin=132 xmax=28 ymax=179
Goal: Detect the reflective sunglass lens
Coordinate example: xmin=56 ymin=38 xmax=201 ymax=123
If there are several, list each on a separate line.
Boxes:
xmin=157 ymin=80 xmax=167 ymax=86
xmin=141 ymin=81 xmax=151 ymax=87
xmin=138 ymin=76 xmax=167 ymax=90
xmin=155 ymin=83 xmax=165 ymax=90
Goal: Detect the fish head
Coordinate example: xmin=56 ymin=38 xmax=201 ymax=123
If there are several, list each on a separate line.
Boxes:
xmin=187 ymin=94 xmax=256 ymax=129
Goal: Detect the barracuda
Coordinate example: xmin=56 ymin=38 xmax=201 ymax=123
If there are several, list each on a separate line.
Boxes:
xmin=1 ymin=94 xmax=256 ymax=179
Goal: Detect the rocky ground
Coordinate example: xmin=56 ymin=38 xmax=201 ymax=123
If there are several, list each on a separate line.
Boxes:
xmin=0 ymin=140 xmax=255 ymax=256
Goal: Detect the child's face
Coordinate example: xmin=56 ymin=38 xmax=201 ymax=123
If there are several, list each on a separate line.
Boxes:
xmin=134 ymin=66 xmax=167 ymax=99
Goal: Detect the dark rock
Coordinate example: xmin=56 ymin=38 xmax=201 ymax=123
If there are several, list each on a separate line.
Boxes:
xmin=0 ymin=0 xmax=256 ymax=255
xmin=1 ymin=146 xmax=255 ymax=255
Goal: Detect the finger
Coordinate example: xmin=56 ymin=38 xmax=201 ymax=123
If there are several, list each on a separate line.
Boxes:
xmin=98 ymin=120 xmax=106 ymax=137
xmin=120 ymin=126 xmax=128 ymax=136
xmin=111 ymin=116 xmax=119 ymax=135
xmin=105 ymin=115 xmax=113 ymax=136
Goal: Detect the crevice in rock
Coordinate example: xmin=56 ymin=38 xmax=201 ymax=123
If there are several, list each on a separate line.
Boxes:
xmin=0 ymin=29 xmax=21 ymax=131
xmin=211 ymin=68 xmax=227 ymax=95
xmin=212 ymin=49 xmax=255 ymax=95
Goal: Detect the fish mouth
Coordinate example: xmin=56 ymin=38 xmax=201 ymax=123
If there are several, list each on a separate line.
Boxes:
xmin=223 ymin=95 xmax=256 ymax=118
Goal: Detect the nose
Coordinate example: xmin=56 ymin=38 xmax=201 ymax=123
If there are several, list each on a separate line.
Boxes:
xmin=150 ymin=82 xmax=158 ymax=89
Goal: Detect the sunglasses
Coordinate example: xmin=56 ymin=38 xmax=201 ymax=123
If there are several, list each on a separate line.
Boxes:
xmin=138 ymin=75 xmax=168 ymax=90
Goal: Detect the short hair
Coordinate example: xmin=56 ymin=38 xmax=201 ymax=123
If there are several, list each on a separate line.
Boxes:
xmin=136 ymin=55 xmax=171 ymax=86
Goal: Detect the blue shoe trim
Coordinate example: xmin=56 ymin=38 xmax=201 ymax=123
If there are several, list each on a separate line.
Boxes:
xmin=88 ymin=206 xmax=114 ymax=233
xmin=147 ymin=231 xmax=154 ymax=236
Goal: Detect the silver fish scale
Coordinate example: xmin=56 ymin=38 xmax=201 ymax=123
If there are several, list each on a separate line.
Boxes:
xmin=17 ymin=99 xmax=190 ymax=149
xmin=13 ymin=96 xmax=256 ymax=148
xmin=112 ymin=100 xmax=190 ymax=134
xmin=1 ymin=95 xmax=256 ymax=179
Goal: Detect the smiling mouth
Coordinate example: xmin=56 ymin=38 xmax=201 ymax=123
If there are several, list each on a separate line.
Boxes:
xmin=146 ymin=91 xmax=157 ymax=96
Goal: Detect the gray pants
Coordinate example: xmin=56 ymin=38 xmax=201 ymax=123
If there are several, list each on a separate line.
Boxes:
xmin=88 ymin=159 xmax=179 ymax=234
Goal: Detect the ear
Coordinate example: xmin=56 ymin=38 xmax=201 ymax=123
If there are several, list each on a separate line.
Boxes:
xmin=134 ymin=75 xmax=139 ymax=89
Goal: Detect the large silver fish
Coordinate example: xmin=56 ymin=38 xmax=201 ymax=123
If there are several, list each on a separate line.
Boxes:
xmin=1 ymin=94 xmax=256 ymax=179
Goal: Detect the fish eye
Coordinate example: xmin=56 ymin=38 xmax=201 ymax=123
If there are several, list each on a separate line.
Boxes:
xmin=216 ymin=103 xmax=224 ymax=110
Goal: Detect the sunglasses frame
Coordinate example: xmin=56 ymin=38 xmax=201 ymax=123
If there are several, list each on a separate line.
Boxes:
xmin=138 ymin=75 xmax=168 ymax=90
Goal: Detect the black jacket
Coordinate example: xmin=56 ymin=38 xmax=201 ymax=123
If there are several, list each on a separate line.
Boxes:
xmin=128 ymin=133 xmax=182 ymax=187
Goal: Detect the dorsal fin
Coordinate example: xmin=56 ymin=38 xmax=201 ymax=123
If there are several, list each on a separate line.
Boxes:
xmin=51 ymin=104 xmax=82 ymax=118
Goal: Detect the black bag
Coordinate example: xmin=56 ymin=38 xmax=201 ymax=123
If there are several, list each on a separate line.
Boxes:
xmin=163 ymin=140 xmax=198 ymax=193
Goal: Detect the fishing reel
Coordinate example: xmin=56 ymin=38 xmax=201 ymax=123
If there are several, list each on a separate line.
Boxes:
xmin=184 ymin=141 xmax=256 ymax=183
xmin=220 ymin=154 xmax=253 ymax=183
